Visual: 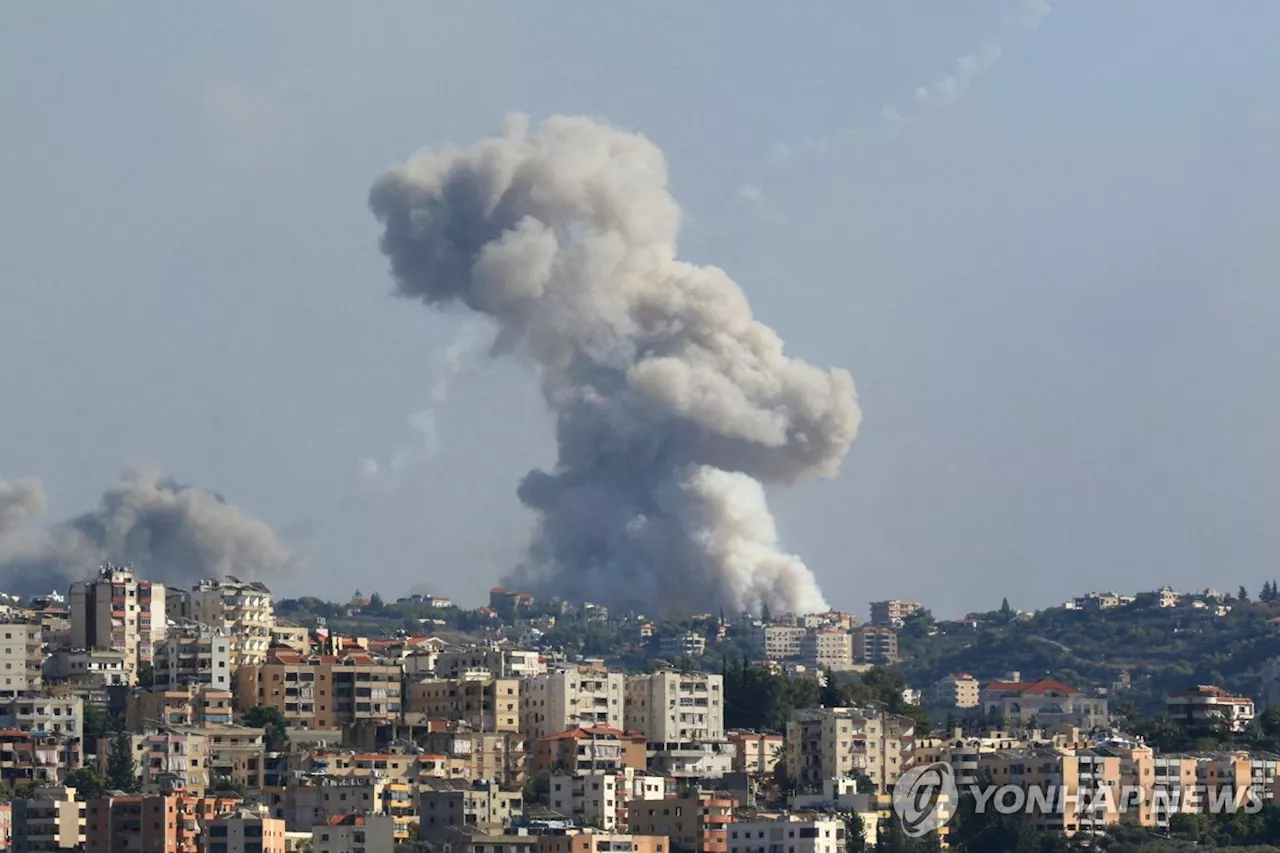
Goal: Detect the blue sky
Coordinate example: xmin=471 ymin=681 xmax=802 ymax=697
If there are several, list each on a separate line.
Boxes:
xmin=2 ymin=2 xmax=1278 ymax=616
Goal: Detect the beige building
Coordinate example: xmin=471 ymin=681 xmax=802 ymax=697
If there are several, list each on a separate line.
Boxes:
xmin=191 ymin=578 xmax=275 ymax=669
xmin=980 ymin=677 xmax=1109 ymax=729
xmin=126 ymin=684 xmax=235 ymax=731
xmin=727 ymin=731 xmax=784 ymax=776
xmin=435 ymin=647 xmax=544 ymax=679
xmin=0 ymin=618 xmax=42 ymax=697
xmin=70 ymin=563 xmax=166 ymax=677
xmin=800 ymin=629 xmax=853 ymax=671
xmin=0 ymin=694 xmax=84 ymax=771
xmin=537 ymin=832 xmax=670 ymax=853
xmin=154 ymin=623 xmax=232 ymax=691
xmin=11 ymin=785 xmax=85 ymax=853
xmin=626 ymin=795 xmax=734 ymax=853
xmin=852 ymin=627 xmax=898 ymax=665
xmin=785 ymin=707 xmax=915 ymax=793
xmin=869 ymin=600 xmax=921 ymax=625
xmin=1166 ymin=685 xmax=1255 ymax=731
xmin=521 ymin=669 xmax=625 ymax=741
xmin=406 ymin=673 xmax=520 ymax=731
xmin=314 ymin=812 xmax=396 ymax=853
xmin=207 ymin=804 xmax=288 ymax=853
xmin=549 ymin=768 xmax=665 ymax=830
xmin=934 ymin=674 xmax=981 ymax=708
xmin=417 ymin=778 xmax=523 ymax=839
xmin=728 ymin=817 xmax=844 ymax=853
xmin=43 ymin=648 xmax=130 ymax=687
xmin=236 ymin=649 xmax=402 ymax=731
xmin=752 ymin=625 xmax=805 ymax=660
xmin=624 ymin=672 xmax=724 ymax=745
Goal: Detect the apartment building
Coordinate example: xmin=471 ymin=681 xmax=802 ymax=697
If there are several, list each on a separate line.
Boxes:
xmin=435 ymin=647 xmax=544 ymax=679
xmin=417 ymin=779 xmax=523 ymax=840
xmin=261 ymin=777 xmax=412 ymax=835
xmin=752 ymin=625 xmax=805 ymax=660
xmin=70 ymin=563 xmax=166 ymax=675
xmin=627 ymin=795 xmax=734 ymax=853
xmin=235 ymin=649 xmax=402 ymax=731
xmin=190 ymin=578 xmax=274 ymax=669
xmin=12 ymin=786 xmax=85 ymax=853
xmin=154 ymin=623 xmax=232 ymax=690
xmin=85 ymin=792 xmax=243 ymax=853
xmin=800 ymin=629 xmax=853 ymax=671
xmin=979 ymin=748 xmax=1124 ymax=836
xmin=869 ymin=600 xmax=921 ymax=626
xmin=126 ymin=685 xmax=235 ymax=731
xmin=205 ymin=804 xmax=288 ymax=853
xmin=405 ymin=673 xmax=520 ymax=732
xmin=532 ymin=724 xmax=648 ymax=774
xmin=520 ymin=669 xmax=625 ymax=741
xmin=979 ymin=677 xmax=1109 ymax=729
xmin=314 ymin=813 xmax=396 ymax=853
xmin=417 ymin=727 xmax=527 ymax=787
xmin=785 ymin=707 xmax=915 ymax=793
xmin=549 ymin=768 xmax=665 ymax=830
xmin=536 ymin=832 xmax=670 ymax=853
xmin=0 ymin=695 xmax=84 ymax=771
xmin=912 ymin=729 xmax=1028 ymax=787
xmin=658 ymin=632 xmax=707 ymax=659
xmin=727 ymin=731 xmax=784 ymax=776
xmin=0 ymin=619 xmax=42 ymax=697
xmin=851 ymin=627 xmax=898 ymax=665
xmin=933 ymin=674 xmax=981 ymax=708
xmin=1166 ymin=685 xmax=1256 ymax=731
xmin=100 ymin=730 xmax=212 ymax=793
xmin=728 ymin=817 xmax=844 ymax=853
xmin=624 ymin=672 xmax=725 ymax=745
xmin=43 ymin=649 xmax=130 ymax=687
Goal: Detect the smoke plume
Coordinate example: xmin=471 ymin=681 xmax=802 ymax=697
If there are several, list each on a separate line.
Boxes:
xmin=368 ymin=115 xmax=861 ymax=617
xmin=0 ymin=462 xmax=296 ymax=597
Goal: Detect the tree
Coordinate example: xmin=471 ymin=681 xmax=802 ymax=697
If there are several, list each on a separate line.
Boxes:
xmin=761 ymin=602 xmax=772 ymax=623
xmin=366 ymin=592 xmax=385 ymax=615
xmin=107 ymin=731 xmax=140 ymax=793
xmin=136 ymin=663 xmax=154 ymax=688
xmin=243 ymin=705 xmax=289 ymax=751
xmin=523 ymin=770 xmax=551 ymax=806
xmin=999 ymin=598 xmax=1012 ymax=623
xmin=64 ymin=768 xmax=108 ymax=801
xmin=1239 ymin=585 xmax=1250 ymax=603
xmin=842 ymin=811 xmax=868 ymax=853
xmin=210 ymin=775 xmax=248 ymax=796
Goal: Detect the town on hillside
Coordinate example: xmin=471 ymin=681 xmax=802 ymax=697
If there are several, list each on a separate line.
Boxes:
xmin=0 ymin=567 xmax=1278 ymax=852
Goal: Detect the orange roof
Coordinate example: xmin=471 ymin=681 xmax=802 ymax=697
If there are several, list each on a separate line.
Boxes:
xmin=983 ymin=677 xmax=1081 ymax=696
xmin=1170 ymin=685 xmax=1251 ymax=701
xmin=328 ymin=813 xmax=367 ymax=826
xmin=539 ymin=724 xmax=644 ymax=742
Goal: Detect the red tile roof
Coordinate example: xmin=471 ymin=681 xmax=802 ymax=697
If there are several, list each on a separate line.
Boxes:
xmin=982 ymin=677 xmax=1081 ymax=696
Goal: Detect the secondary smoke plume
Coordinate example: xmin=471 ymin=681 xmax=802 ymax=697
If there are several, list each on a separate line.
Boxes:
xmin=0 ymin=462 xmax=296 ymax=597
xmin=369 ymin=115 xmax=861 ymax=617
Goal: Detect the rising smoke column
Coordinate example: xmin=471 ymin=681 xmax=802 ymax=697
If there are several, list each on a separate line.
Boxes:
xmin=368 ymin=115 xmax=861 ymax=617
xmin=0 ymin=462 xmax=296 ymax=597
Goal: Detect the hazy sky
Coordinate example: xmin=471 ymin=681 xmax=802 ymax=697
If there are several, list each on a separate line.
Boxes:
xmin=2 ymin=2 xmax=1278 ymax=618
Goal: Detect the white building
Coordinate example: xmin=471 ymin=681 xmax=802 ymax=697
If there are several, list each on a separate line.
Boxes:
xmin=752 ymin=625 xmax=805 ymax=659
xmin=313 ymin=812 xmax=396 ymax=853
xmin=800 ymin=629 xmax=853 ymax=671
xmin=43 ymin=649 xmax=130 ymax=686
xmin=658 ymin=633 xmax=706 ymax=659
xmin=521 ymin=669 xmax=625 ymax=741
xmin=69 ymin=563 xmax=166 ymax=676
xmin=11 ymin=786 xmax=85 ymax=853
xmin=0 ymin=619 xmax=42 ymax=697
xmin=624 ymin=672 xmax=724 ymax=745
xmin=729 ymin=817 xmax=845 ymax=853
xmin=154 ymin=623 xmax=232 ymax=690
xmin=548 ymin=768 xmax=665 ymax=830
xmin=190 ymin=577 xmax=274 ymax=668
xmin=436 ymin=646 xmax=544 ymax=679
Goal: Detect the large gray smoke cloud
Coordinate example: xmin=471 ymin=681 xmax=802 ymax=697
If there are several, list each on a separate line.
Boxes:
xmin=0 ymin=462 xmax=296 ymax=597
xmin=369 ymin=115 xmax=861 ymax=616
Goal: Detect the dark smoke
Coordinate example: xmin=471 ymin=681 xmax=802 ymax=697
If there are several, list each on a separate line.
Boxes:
xmin=0 ymin=462 xmax=296 ymax=597
xmin=369 ymin=115 xmax=861 ymax=617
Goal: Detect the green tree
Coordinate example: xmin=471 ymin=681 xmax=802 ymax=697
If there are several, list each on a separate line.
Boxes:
xmin=366 ymin=592 xmax=385 ymax=614
xmin=136 ymin=663 xmax=155 ymax=688
xmin=243 ymin=705 xmax=289 ymax=751
xmin=106 ymin=731 xmax=140 ymax=793
xmin=210 ymin=775 xmax=248 ymax=796
xmin=1239 ymin=585 xmax=1250 ymax=603
xmin=64 ymin=768 xmax=108 ymax=801
xmin=842 ymin=811 xmax=868 ymax=853
xmin=523 ymin=770 xmax=551 ymax=806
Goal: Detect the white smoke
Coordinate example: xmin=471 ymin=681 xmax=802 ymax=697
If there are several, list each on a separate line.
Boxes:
xmin=368 ymin=114 xmax=860 ymax=616
xmin=0 ymin=462 xmax=296 ymax=596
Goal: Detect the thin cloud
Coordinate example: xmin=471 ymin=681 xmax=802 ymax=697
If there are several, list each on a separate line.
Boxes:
xmin=202 ymin=80 xmax=288 ymax=168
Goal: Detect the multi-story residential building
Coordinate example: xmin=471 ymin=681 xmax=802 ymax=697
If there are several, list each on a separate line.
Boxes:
xmin=933 ymin=674 xmax=981 ymax=708
xmin=12 ymin=785 xmax=85 ymax=853
xmin=434 ymin=647 xmax=544 ymax=680
xmin=154 ymin=623 xmax=232 ymax=690
xmin=200 ymin=725 xmax=269 ymax=790
xmin=624 ymin=672 xmax=724 ymax=746
xmin=852 ymin=627 xmax=898 ymax=665
xmin=627 ymin=795 xmax=734 ymax=853
xmin=1166 ymin=685 xmax=1256 ymax=731
xmin=800 ymin=629 xmax=853 ymax=671
xmin=727 ymin=731 xmax=784 ymax=776
xmin=260 ymin=777 xmax=412 ymax=837
xmin=979 ymin=677 xmax=1109 ymax=730
xmin=531 ymin=725 xmax=648 ymax=775
xmin=85 ymin=792 xmax=243 ymax=853
xmin=126 ymin=685 xmax=235 ymax=731
xmin=70 ymin=563 xmax=166 ymax=676
xmin=314 ymin=813 xmax=396 ymax=853
xmin=43 ymin=649 xmax=130 ymax=687
xmin=205 ymin=803 xmax=288 ymax=853
xmin=658 ymin=633 xmax=707 ymax=659
xmin=235 ymin=649 xmax=402 ymax=731
xmin=751 ymin=625 xmax=805 ymax=660
xmin=979 ymin=748 xmax=1123 ymax=836
xmin=405 ymin=673 xmax=520 ymax=732
xmin=416 ymin=727 xmax=526 ymax=787
xmin=869 ymin=600 xmax=921 ymax=626
xmin=785 ymin=707 xmax=915 ymax=793
xmin=537 ymin=832 xmax=669 ymax=853
xmin=912 ymin=729 xmax=1027 ymax=787
xmin=728 ymin=817 xmax=845 ymax=853
xmin=521 ymin=669 xmax=625 ymax=741
xmin=0 ymin=695 xmax=83 ymax=772
xmin=100 ymin=730 xmax=212 ymax=793
xmin=549 ymin=768 xmax=665 ymax=830
xmin=417 ymin=778 xmax=523 ymax=841
xmin=489 ymin=588 xmax=536 ymax=620
xmin=190 ymin=578 xmax=274 ymax=669
xmin=0 ymin=618 xmax=42 ymax=697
